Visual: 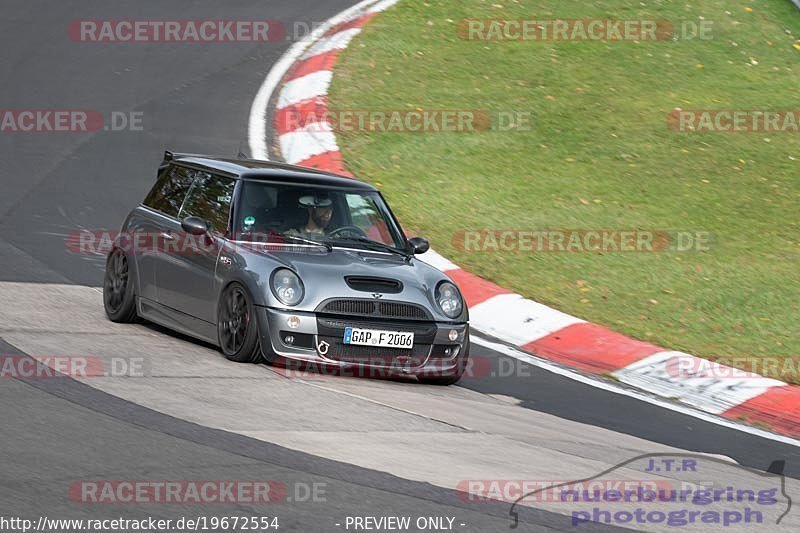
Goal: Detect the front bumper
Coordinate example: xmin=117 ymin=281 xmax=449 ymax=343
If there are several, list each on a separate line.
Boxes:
xmin=255 ymin=306 xmax=468 ymax=377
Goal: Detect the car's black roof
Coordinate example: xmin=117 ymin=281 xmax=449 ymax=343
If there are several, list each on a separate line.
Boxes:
xmin=168 ymin=153 xmax=377 ymax=191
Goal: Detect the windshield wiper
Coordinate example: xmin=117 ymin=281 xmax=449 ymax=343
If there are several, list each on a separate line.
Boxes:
xmin=276 ymin=234 xmax=332 ymax=251
xmin=332 ymin=237 xmax=409 ymax=257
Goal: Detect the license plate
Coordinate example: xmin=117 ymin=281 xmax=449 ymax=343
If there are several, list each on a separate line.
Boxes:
xmin=343 ymin=327 xmax=414 ymax=349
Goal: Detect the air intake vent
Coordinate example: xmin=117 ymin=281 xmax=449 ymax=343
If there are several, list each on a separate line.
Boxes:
xmin=345 ymin=276 xmax=403 ymax=294
xmin=377 ymin=301 xmax=430 ymax=320
xmin=322 ymin=299 xmax=376 ymax=315
xmin=317 ymin=299 xmax=432 ymax=321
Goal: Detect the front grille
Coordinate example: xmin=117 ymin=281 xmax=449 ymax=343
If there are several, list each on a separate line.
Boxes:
xmin=317 ymin=298 xmax=432 ymax=321
xmin=315 ymin=316 xmax=434 ymax=367
xmin=321 ymin=299 xmax=376 ymax=315
xmin=317 ymin=317 xmax=437 ymax=342
xmin=378 ymin=301 xmax=429 ymax=320
xmin=316 ymin=335 xmax=429 ymax=366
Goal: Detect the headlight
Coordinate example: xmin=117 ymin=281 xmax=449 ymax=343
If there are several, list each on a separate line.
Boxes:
xmin=271 ymin=268 xmax=304 ymax=306
xmin=435 ymin=281 xmax=463 ymax=318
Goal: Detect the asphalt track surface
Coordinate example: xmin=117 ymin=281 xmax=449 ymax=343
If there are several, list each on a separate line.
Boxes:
xmin=1 ymin=1 xmax=800 ymax=531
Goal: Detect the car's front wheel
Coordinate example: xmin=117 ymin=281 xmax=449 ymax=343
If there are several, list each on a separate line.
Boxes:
xmin=103 ymin=248 xmax=138 ymax=323
xmin=217 ymin=282 xmax=263 ymax=363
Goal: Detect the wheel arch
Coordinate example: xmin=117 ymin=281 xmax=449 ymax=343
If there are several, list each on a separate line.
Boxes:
xmin=215 ymin=272 xmax=266 ymax=319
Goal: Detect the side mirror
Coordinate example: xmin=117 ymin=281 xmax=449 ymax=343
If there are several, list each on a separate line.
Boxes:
xmin=181 ymin=216 xmax=210 ymax=236
xmin=408 ymin=236 xmax=430 ymax=255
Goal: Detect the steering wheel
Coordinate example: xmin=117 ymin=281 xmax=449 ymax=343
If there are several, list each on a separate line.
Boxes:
xmin=328 ymin=225 xmax=368 ymax=239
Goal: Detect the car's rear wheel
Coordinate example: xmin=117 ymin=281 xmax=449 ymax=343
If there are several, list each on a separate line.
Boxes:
xmin=217 ymin=282 xmax=263 ymax=363
xmin=103 ymin=248 xmax=138 ymax=323
xmin=417 ymin=337 xmax=470 ymax=386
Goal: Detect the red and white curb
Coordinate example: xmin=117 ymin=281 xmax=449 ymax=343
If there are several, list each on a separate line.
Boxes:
xmin=248 ymin=0 xmax=800 ymax=440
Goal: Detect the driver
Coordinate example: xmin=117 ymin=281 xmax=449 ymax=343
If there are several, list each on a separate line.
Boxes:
xmin=288 ymin=194 xmax=334 ymax=236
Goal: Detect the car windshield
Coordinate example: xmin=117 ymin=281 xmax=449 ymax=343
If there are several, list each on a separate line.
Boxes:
xmin=233 ymin=180 xmax=407 ymax=252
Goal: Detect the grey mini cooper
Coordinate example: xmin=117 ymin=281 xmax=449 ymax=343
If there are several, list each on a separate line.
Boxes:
xmin=103 ymin=152 xmax=469 ymax=385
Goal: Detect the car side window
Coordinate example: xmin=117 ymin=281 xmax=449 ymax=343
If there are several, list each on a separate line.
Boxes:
xmin=142 ymin=165 xmax=195 ymax=217
xmin=179 ymin=172 xmax=236 ymax=233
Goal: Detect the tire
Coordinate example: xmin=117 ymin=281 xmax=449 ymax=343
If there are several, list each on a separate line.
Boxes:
xmin=103 ymin=248 xmax=138 ymax=323
xmin=217 ymin=282 xmax=263 ymax=363
xmin=418 ymin=337 xmax=470 ymax=386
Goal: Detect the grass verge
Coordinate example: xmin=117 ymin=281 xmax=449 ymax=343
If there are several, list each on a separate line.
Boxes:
xmin=329 ymin=0 xmax=800 ymax=381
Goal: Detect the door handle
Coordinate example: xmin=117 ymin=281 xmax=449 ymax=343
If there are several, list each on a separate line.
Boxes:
xmin=160 ymin=231 xmax=176 ymax=241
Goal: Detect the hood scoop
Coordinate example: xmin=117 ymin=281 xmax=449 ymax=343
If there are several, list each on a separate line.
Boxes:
xmin=345 ymin=276 xmax=403 ymax=294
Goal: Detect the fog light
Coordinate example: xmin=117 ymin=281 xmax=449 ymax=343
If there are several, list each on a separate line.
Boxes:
xmin=443 ymin=346 xmax=460 ymax=358
xmin=287 ymin=315 xmax=300 ymax=329
xmin=284 ymin=335 xmax=295 ymax=345
xmin=448 ymin=329 xmax=458 ymax=342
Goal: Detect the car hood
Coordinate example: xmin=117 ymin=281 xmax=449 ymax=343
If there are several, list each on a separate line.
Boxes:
xmin=243 ymin=245 xmax=459 ymax=320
